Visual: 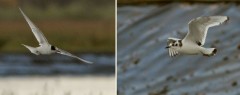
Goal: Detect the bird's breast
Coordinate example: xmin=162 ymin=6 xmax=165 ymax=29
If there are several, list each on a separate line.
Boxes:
xmin=36 ymin=46 xmax=54 ymax=55
xmin=177 ymin=42 xmax=201 ymax=54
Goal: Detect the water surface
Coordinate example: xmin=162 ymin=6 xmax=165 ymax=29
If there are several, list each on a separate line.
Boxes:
xmin=118 ymin=3 xmax=240 ymax=95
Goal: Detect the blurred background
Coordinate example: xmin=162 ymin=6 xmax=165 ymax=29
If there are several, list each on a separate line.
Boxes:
xmin=0 ymin=0 xmax=115 ymax=95
xmin=118 ymin=0 xmax=240 ymax=95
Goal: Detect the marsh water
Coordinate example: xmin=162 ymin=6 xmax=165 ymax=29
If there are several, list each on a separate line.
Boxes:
xmin=0 ymin=53 xmax=115 ymax=95
xmin=118 ymin=3 xmax=240 ymax=95
xmin=0 ymin=53 xmax=114 ymax=76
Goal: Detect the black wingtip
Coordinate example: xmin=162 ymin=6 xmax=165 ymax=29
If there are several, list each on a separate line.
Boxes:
xmin=226 ymin=16 xmax=230 ymax=23
xmin=212 ymin=48 xmax=217 ymax=55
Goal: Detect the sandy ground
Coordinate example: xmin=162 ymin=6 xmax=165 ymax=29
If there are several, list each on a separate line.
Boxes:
xmin=0 ymin=76 xmax=115 ymax=95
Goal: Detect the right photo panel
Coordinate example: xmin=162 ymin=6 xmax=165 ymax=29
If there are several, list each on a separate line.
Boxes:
xmin=118 ymin=0 xmax=240 ymax=95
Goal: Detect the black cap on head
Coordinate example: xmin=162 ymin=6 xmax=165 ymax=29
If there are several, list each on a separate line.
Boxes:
xmin=51 ymin=46 xmax=56 ymax=50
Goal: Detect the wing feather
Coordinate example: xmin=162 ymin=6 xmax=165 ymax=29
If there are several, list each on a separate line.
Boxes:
xmin=168 ymin=48 xmax=179 ymax=57
xmin=168 ymin=49 xmax=172 ymax=57
xmin=19 ymin=8 xmax=49 ymax=46
xmin=57 ymin=48 xmax=93 ymax=64
xmin=183 ymin=16 xmax=229 ymax=46
xmin=169 ymin=49 xmax=172 ymax=57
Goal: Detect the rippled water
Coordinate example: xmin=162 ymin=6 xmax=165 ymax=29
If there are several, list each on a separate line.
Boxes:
xmin=0 ymin=53 xmax=114 ymax=75
xmin=118 ymin=3 xmax=240 ymax=95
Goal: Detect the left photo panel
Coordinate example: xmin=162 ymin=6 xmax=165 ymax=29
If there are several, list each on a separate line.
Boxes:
xmin=0 ymin=0 xmax=115 ymax=95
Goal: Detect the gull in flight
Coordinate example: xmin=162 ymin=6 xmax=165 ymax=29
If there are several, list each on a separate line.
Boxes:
xmin=166 ymin=16 xmax=229 ymax=57
xmin=19 ymin=8 xmax=93 ymax=64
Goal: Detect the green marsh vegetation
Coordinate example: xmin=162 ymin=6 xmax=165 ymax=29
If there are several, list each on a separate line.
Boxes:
xmin=0 ymin=0 xmax=114 ymax=53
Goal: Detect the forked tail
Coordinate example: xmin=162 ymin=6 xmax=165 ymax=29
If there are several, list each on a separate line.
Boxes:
xmin=22 ymin=44 xmax=38 ymax=55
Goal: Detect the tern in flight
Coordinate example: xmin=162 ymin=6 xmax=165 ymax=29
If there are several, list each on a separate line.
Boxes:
xmin=19 ymin=8 xmax=93 ymax=64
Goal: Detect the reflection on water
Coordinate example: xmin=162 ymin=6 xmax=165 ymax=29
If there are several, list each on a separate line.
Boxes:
xmin=0 ymin=53 xmax=114 ymax=75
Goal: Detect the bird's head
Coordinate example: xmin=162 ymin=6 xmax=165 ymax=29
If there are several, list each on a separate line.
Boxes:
xmin=51 ymin=45 xmax=60 ymax=53
xmin=166 ymin=38 xmax=182 ymax=49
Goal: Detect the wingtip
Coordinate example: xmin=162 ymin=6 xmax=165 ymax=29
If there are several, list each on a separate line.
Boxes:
xmin=223 ymin=16 xmax=229 ymax=24
xmin=76 ymin=57 xmax=93 ymax=64
xmin=19 ymin=7 xmax=23 ymax=12
xmin=19 ymin=8 xmax=25 ymax=16
xmin=86 ymin=61 xmax=94 ymax=64
xmin=18 ymin=8 xmax=27 ymax=17
xmin=226 ymin=16 xmax=229 ymax=22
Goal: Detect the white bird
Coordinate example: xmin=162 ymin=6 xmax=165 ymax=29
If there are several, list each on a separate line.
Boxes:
xmin=166 ymin=16 xmax=229 ymax=57
xmin=19 ymin=8 xmax=93 ymax=64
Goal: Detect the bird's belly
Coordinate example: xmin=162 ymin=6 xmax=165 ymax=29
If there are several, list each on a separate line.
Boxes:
xmin=178 ymin=45 xmax=201 ymax=55
xmin=37 ymin=47 xmax=54 ymax=55
xmin=38 ymin=50 xmax=52 ymax=55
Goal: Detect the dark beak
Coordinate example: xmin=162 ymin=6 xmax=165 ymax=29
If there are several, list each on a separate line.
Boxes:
xmin=165 ymin=46 xmax=170 ymax=48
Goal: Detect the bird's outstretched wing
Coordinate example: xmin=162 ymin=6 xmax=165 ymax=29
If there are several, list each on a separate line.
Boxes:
xmin=167 ymin=38 xmax=180 ymax=57
xmin=56 ymin=48 xmax=93 ymax=64
xmin=19 ymin=8 xmax=49 ymax=46
xmin=183 ymin=16 xmax=229 ymax=46
xmin=168 ymin=48 xmax=179 ymax=57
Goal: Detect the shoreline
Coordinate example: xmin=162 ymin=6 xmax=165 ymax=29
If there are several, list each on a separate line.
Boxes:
xmin=0 ymin=76 xmax=115 ymax=95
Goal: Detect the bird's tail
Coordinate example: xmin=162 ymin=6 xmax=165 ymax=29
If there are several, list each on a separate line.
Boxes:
xmin=201 ymin=48 xmax=217 ymax=56
xmin=22 ymin=44 xmax=38 ymax=55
